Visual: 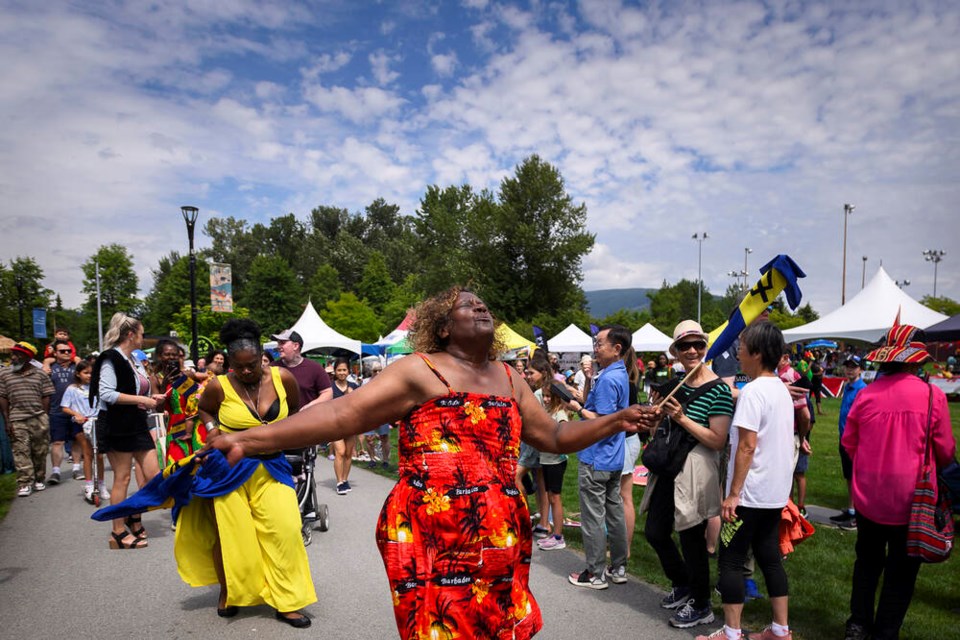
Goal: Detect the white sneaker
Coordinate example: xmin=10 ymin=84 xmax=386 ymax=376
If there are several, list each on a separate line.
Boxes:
xmin=18 ymin=485 xmax=32 ymax=497
xmin=33 ymin=481 xmax=46 ymax=492
xmin=604 ymin=565 xmax=628 ymax=584
xmin=84 ymin=485 xmax=95 ymax=504
xmin=99 ymin=485 xmax=110 ymax=500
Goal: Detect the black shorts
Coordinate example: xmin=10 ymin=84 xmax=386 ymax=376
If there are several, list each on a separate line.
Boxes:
xmin=541 ymin=460 xmax=567 ymax=494
xmin=49 ymin=412 xmax=82 ymax=443
xmin=839 ymin=443 xmax=853 ymax=480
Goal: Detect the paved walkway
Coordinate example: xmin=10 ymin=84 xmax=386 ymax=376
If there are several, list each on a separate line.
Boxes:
xmin=0 ymin=459 xmax=706 ymax=639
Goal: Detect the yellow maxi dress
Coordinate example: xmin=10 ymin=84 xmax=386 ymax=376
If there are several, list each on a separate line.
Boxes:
xmin=174 ymin=367 xmax=316 ymax=611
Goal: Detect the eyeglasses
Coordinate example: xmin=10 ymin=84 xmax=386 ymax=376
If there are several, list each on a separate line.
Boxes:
xmin=676 ymin=340 xmax=707 ymax=351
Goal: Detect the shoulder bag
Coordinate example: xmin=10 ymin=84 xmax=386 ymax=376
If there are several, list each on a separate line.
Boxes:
xmin=641 ymin=378 xmax=724 ymax=480
xmin=905 ymin=384 xmax=954 ymax=563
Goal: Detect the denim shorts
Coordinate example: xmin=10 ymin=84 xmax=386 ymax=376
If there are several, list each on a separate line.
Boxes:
xmin=518 ymin=441 xmax=540 ymax=469
xmin=622 ymin=434 xmax=641 ymax=475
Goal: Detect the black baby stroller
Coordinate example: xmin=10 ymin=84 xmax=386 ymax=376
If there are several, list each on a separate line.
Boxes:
xmin=285 ymin=445 xmax=329 ymax=546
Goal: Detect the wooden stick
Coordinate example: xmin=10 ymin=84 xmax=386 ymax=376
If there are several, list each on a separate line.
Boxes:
xmin=656 ymin=361 xmax=703 ymax=409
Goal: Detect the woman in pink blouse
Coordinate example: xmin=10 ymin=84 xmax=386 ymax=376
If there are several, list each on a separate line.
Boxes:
xmin=841 ymin=324 xmax=955 ymax=640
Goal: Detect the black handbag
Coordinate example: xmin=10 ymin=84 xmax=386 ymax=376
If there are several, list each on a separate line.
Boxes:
xmin=641 ymin=378 xmax=724 ymax=479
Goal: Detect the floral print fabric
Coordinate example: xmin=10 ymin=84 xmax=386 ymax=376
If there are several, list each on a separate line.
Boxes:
xmin=376 ymin=354 xmax=542 ymax=640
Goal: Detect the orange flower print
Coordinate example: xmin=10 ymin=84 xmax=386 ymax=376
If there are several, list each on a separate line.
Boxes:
xmin=463 ymin=401 xmax=486 ymax=425
xmin=423 ymin=487 xmax=451 ymax=515
xmin=471 ymin=578 xmax=491 ymax=604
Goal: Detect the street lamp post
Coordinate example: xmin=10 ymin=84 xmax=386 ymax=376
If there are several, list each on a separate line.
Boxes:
xmin=180 ymin=206 xmax=200 ymax=364
xmin=692 ymin=232 xmax=709 ymax=323
xmin=861 ymin=255 xmax=868 ymax=290
xmin=727 ymin=269 xmax=747 ymax=292
xmin=922 ymin=249 xmax=945 ymax=298
xmin=743 ymin=247 xmax=753 ymax=293
xmin=895 ymin=279 xmax=911 ymax=289
xmin=841 ymin=204 xmax=855 ymax=304
xmin=14 ymin=274 xmax=25 ymax=340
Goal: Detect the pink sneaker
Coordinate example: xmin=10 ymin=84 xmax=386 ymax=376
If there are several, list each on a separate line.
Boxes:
xmin=696 ymin=629 xmax=742 ymax=640
xmin=537 ymin=535 xmax=566 ymax=550
xmin=748 ymin=627 xmax=792 ymax=640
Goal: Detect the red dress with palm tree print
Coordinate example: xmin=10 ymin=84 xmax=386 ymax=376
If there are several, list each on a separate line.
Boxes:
xmin=376 ymin=354 xmax=543 ymax=640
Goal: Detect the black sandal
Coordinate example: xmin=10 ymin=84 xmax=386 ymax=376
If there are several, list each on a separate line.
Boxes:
xmin=275 ymin=611 xmax=311 ymax=628
xmin=125 ymin=515 xmax=147 ymax=539
xmin=109 ymin=530 xmax=148 ymax=549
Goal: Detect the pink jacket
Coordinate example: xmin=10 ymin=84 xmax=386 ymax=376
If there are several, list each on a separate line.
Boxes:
xmin=841 ymin=372 xmax=955 ymax=526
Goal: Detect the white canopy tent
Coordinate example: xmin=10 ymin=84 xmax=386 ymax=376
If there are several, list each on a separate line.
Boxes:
xmin=783 ymin=267 xmax=948 ymax=344
xmin=632 ymin=323 xmax=673 ymax=352
xmin=547 ymin=324 xmax=594 ymax=353
xmin=263 ymin=300 xmax=362 ymax=355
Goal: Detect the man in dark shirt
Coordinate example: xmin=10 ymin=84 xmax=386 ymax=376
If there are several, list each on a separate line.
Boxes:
xmin=47 ymin=340 xmax=81 ymax=484
xmin=270 ymin=329 xmax=332 ymax=410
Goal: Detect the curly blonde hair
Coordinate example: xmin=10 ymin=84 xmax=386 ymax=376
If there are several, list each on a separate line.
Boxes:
xmin=409 ymin=285 xmax=505 ymax=360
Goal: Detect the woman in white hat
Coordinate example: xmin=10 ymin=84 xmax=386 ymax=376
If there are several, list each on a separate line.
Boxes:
xmin=640 ymin=320 xmax=734 ymax=629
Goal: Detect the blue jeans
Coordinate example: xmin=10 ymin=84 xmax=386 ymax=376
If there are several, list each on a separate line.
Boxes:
xmin=0 ymin=414 xmax=15 ymax=473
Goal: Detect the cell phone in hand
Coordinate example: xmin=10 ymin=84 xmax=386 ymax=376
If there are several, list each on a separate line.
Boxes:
xmin=550 ymin=382 xmax=573 ymax=403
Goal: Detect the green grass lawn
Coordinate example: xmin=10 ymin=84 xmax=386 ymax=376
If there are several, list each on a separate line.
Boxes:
xmin=0 ymin=472 xmax=16 ymax=521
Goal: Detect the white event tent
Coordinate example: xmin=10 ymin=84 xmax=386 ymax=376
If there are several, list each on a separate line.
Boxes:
xmin=783 ymin=267 xmax=948 ymax=344
xmin=263 ymin=300 xmax=362 ymax=355
xmin=632 ymin=323 xmax=673 ymax=352
xmin=547 ymin=324 xmax=593 ymax=353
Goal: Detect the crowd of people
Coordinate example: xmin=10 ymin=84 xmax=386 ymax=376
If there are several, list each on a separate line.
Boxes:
xmin=0 ymin=290 xmax=956 ymax=639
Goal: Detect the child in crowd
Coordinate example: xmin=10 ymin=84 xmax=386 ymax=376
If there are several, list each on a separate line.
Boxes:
xmin=58 ymin=361 xmax=107 ymax=504
xmin=536 ymin=384 xmax=569 ymax=550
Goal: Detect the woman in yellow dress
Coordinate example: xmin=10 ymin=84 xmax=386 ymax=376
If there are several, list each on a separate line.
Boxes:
xmin=176 ymin=318 xmax=316 ymax=628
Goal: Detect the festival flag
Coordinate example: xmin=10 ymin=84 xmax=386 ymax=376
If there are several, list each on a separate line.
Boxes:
xmin=705 ymin=254 xmax=806 ymax=362
xmin=210 ymin=262 xmax=233 ymax=312
xmin=532 ymin=325 xmax=548 ymax=351
xmin=589 ymin=323 xmax=599 ymax=337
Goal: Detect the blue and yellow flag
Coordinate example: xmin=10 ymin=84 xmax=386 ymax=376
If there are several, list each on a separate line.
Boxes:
xmin=705 ymin=255 xmax=806 ymax=362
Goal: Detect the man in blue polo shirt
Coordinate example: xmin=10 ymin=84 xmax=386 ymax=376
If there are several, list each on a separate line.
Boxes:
xmin=829 ymin=355 xmax=867 ymax=529
xmin=568 ymin=324 xmax=632 ymax=590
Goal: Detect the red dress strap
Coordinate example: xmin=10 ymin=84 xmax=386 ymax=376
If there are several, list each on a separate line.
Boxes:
xmin=414 ymin=353 xmax=454 ymax=394
xmin=503 ymin=362 xmax=515 ymax=397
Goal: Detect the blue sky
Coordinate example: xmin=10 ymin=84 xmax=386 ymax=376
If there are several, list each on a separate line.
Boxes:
xmin=1 ymin=0 xmax=958 ymax=319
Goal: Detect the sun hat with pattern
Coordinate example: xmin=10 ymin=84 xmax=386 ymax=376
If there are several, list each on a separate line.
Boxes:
xmin=865 ymin=324 xmax=931 ymax=364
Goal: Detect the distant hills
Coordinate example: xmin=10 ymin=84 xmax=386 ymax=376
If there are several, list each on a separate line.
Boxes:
xmin=584 ymin=288 xmax=656 ymax=317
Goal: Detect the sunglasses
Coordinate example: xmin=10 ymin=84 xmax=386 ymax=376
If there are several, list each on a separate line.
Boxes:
xmin=56 ymin=350 xmax=72 ymax=354
xmin=676 ymin=340 xmax=707 ymax=351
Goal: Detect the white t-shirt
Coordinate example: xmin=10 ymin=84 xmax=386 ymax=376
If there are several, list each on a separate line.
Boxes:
xmin=726 ymin=376 xmax=795 ymax=509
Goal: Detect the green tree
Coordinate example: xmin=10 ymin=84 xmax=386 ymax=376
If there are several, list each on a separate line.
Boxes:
xmin=413 ymin=184 xmax=485 ymax=296
xmin=487 ymin=155 xmax=595 ymax=322
xmin=142 ymin=251 xmax=211 ymax=336
xmin=647 ymin=279 xmax=725 ymax=332
xmin=81 ymin=245 xmax=140 ymax=318
xmin=0 ymin=257 xmax=53 ymax=340
xmin=307 ymin=264 xmax=342 ymax=312
xmin=921 ymin=296 xmax=960 ymax=316
xmin=241 ymin=255 xmax=303 ymax=335
xmin=357 ymin=251 xmax=396 ymax=316
xmin=323 ymin=292 xmax=382 ymax=342
xmin=380 ymin=274 xmax=422 ymax=331
xmin=171 ymin=304 xmax=250 ymax=350
xmin=597 ymin=308 xmax=651 ymax=332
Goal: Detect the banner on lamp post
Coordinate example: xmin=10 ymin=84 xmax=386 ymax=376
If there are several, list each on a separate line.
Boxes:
xmin=32 ymin=308 xmax=48 ymax=339
xmin=210 ymin=263 xmax=233 ymax=313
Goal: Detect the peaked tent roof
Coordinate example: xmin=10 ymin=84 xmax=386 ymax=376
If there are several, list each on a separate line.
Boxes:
xmin=924 ymin=313 xmax=960 ymax=342
xmin=632 ymin=323 xmax=673 ymax=352
xmin=263 ymin=301 xmax=362 ymax=355
xmin=547 ymin=324 xmax=593 ymax=353
xmin=497 ymin=324 xmax=536 ymax=351
xmin=375 ymin=309 xmax=415 ymax=347
xmin=783 ymin=267 xmax=948 ymax=344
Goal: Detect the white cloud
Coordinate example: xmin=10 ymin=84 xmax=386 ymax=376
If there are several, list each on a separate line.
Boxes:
xmin=431 ymin=52 xmax=458 ymax=77
xmin=369 ymin=50 xmax=400 ymax=86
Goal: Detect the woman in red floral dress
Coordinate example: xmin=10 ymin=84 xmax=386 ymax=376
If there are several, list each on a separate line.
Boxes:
xmin=208 ymin=286 xmax=657 ymax=638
